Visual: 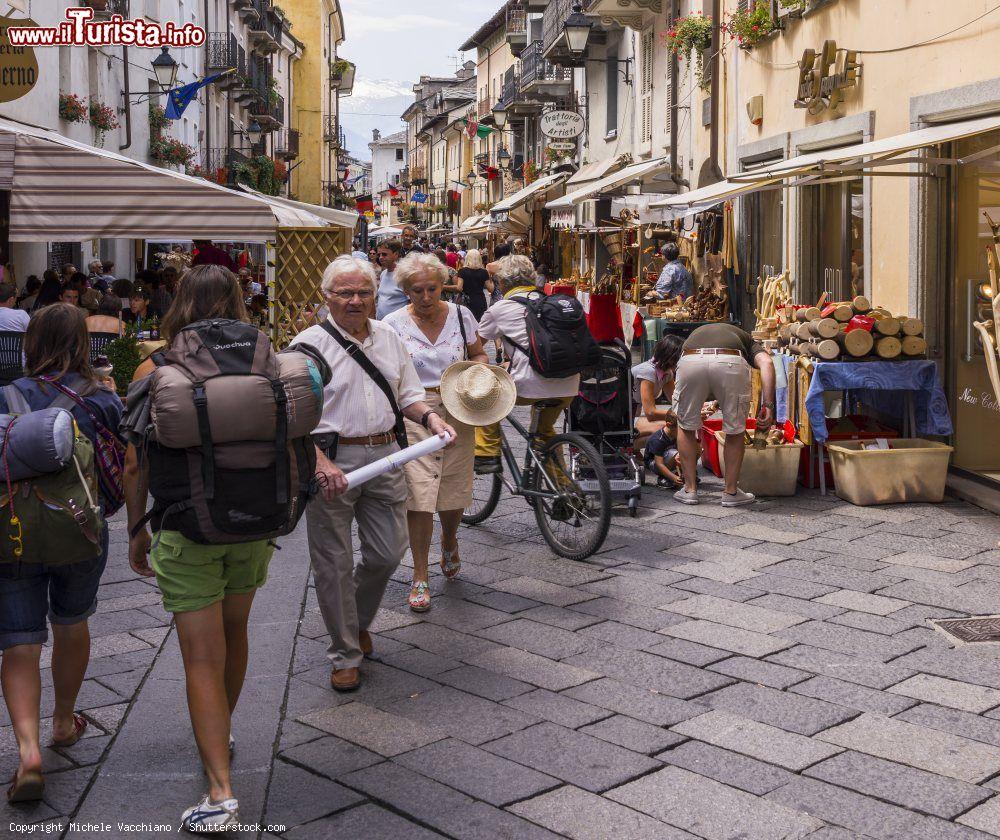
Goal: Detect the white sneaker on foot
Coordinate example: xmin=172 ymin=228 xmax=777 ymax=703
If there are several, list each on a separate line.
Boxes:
xmin=721 ymin=488 xmax=755 ymax=507
xmin=181 ymin=795 xmax=239 ymax=833
xmin=673 ymin=487 xmax=699 ymax=505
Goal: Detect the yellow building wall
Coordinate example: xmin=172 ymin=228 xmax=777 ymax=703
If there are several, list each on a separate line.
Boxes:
xmin=283 ymin=0 xmax=338 ymax=206
xmin=729 ymin=0 xmax=1000 ymax=314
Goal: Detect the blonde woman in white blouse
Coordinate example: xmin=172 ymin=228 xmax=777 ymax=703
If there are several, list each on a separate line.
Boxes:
xmin=384 ymin=253 xmax=488 ymax=612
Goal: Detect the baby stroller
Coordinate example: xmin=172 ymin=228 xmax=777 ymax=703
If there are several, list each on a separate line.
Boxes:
xmin=568 ymin=339 xmax=643 ymax=516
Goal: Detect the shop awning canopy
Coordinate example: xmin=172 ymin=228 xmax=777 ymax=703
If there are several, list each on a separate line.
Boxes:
xmin=565 ymin=158 xmax=621 ymax=187
xmin=237 ymin=185 xmax=359 ymax=229
xmin=490 ymin=172 xmax=567 ymax=216
xmin=0 ymin=116 xmax=357 ymax=242
xmin=546 ymin=156 xmax=671 ymax=210
xmin=652 ymin=113 xmax=1000 ymax=211
xmin=459 ymin=214 xmax=485 ymax=230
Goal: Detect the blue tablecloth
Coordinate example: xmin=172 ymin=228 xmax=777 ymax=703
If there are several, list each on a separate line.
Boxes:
xmin=804 ymin=360 xmax=953 ymax=444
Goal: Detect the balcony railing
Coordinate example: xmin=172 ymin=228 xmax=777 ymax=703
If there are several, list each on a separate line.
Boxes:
xmin=520 ymin=40 xmax=572 ymax=88
xmin=477 ymin=96 xmax=493 ymax=120
xmin=274 ymin=129 xmax=299 ymax=159
xmin=206 ymin=33 xmax=239 ymax=72
xmin=249 ymin=0 xmax=281 ymax=52
xmin=506 ymin=5 xmax=527 ymax=54
xmin=541 ymin=0 xmax=605 ymax=65
xmin=203 ymin=147 xmax=251 ymax=187
xmin=409 ymin=164 xmax=427 ymax=184
xmin=248 ymin=95 xmax=283 ymax=128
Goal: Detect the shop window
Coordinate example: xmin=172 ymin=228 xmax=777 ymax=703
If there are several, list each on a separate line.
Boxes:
xmin=800 ymin=175 xmax=864 ymax=304
xmin=740 ymin=159 xmax=783 ymax=326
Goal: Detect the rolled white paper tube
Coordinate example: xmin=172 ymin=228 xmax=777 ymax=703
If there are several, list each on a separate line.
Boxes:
xmin=343 ymin=431 xmax=454 ymax=490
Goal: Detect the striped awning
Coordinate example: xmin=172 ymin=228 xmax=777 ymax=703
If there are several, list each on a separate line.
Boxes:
xmin=0 ymin=117 xmax=350 ymax=242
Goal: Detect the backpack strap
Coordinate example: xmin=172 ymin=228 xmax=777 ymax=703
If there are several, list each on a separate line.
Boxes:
xmin=501 ymin=296 xmax=532 ymax=361
xmin=191 ymin=383 xmax=215 ymax=499
xmin=271 ymin=379 xmax=289 ymax=504
xmin=320 ymin=321 xmax=408 ymax=449
xmin=2 ymin=384 xmax=30 ymax=415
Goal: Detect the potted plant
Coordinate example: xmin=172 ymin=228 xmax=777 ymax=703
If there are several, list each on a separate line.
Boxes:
xmin=151 ymin=137 xmax=196 ymax=166
xmin=58 ymin=93 xmax=88 ymax=124
xmin=148 ymin=103 xmax=170 ymax=135
xmin=331 ymin=59 xmax=352 ymax=82
xmin=474 ymin=201 xmax=491 ymax=214
xmin=88 ymin=100 xmax=119 ymax=147
xmin=724 ymin=1 xmax=776 ymax=49
xmin=778 ymin=0 xmax=807 ymax=13
xmin=267 ymin=76 xmax=279 ymax=106
xmin=663 ymin=13 xmax=713 ymax=88
xmin=524 ymin=159 xmax=539 ymax=184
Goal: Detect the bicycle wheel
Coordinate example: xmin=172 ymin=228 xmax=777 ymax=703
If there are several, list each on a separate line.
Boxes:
xmin=532 ymin=433 xmax=611 ymax=560
xmin=463 ymin=472 xmax=502 ymax=525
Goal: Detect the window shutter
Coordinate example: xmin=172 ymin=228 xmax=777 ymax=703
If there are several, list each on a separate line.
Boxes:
xmin=641 ymin=30 xmax=653 ymax=145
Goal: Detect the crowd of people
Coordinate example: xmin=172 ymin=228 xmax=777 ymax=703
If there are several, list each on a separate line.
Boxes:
xmin=0 ymin=228 xmax=773 ymax=833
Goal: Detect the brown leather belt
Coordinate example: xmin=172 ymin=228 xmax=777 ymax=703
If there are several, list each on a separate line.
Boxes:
xmin=337 ymin=431 xmax=396 ymax=446
xmin=683 ymin=348 xmax=741 ymax=357
xmin=425 ymin=386 xmax=441 ymax=393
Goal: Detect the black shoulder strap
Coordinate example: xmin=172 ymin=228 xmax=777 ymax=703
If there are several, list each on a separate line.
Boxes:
xmin=454 ymin=303 xmax=469 ymax=361
xmin=319 ymin=321 xmax=408 ymax=448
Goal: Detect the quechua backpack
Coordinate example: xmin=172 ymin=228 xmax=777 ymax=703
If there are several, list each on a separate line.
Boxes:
xmin=509 ymin=293 xmax=600 ymax=378
xmin=143 ymin=319 xmax=327 ymax=545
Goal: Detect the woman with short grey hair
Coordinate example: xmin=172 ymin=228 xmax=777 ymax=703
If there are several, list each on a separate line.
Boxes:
xmin=494 ymin=255 xmax=537 ymax=297
xmin=384 ymin=252 xmax=487 ymax=612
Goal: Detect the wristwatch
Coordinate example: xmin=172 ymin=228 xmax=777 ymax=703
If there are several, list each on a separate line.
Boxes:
xmin=420 ymin=409 xmax=439 ymax=428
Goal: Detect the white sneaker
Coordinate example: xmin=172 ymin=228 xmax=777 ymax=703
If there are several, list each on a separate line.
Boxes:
xmin=673 ymin=487 xmax=699 ymax=505
xmin=721 ymin=488 xmax=756 ymax=507
xmin=181 ymin=795 xmax=239 ymax=833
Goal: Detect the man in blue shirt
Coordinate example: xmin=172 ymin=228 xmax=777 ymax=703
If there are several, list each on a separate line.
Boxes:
xmin=376 ymin=239 xmax=408 ymax=319
xmin=654 ymin=242 xmax=694 ymax=301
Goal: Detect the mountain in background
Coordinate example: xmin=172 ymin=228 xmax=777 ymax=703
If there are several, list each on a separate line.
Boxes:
xmin=340 ymin=77 xmax=413 ymax=162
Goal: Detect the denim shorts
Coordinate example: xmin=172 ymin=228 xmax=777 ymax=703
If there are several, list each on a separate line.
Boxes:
xmin=0 ymin=526 xmax=109 ymax=651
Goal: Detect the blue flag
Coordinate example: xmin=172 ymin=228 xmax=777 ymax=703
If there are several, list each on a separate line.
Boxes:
xmin=411 ymin=191 xmax=428 ymax=203
xmin=165 ymin=72 xmax=230 ymax=120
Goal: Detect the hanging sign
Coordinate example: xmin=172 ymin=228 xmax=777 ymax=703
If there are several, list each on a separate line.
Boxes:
xmin=547 ymin=140 xmax=577 ymax=153
xmin=0 ymin=16 xmax=37 ymax=104
xmin=540 ymin=110 xmax=585 ymax=139
xmin=794 ymin=40 xmax=861 ymax=115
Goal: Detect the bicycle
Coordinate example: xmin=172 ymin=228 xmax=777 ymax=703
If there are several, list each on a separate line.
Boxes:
xmin=462 ymin=401 xmax=612 ymax=560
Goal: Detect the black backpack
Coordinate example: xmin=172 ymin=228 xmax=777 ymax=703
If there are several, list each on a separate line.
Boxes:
xmin=508 ymin=293 xmax=600 ymax=378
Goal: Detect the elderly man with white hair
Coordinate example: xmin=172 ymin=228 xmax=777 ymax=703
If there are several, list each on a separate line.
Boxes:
xmin=290 ymin=255 xmax=454 ymax=691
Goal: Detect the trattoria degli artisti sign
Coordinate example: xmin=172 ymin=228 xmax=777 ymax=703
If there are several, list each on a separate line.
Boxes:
xmin=795 ymin=40 xmax=861 ymax=115
xmin=0 ymin=16 xmax=38 ymax=104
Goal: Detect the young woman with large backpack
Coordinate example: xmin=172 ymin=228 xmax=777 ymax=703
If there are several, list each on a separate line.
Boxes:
xmin=0 ymin=304 xmax=123 ymax=803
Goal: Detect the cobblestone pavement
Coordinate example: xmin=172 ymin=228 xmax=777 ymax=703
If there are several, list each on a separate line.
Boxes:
xmin=5 ymin=473 xmax=1000 ymax=839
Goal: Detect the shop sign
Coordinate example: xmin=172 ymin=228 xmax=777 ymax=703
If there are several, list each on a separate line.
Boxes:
xmin=0 ymin=16 xmax=37 ymax=104
xmin=540 ymin=110 xmax=585 ymax=139
xmin=550 ymin=207 xmax=576 ymax=228
xmin=794 ymin=40 xmax=860 ymax=115
xmin=491 ymin=209 xmax=510 ymax=222
xmin=547 ymin=141 xmax=577 ymax=152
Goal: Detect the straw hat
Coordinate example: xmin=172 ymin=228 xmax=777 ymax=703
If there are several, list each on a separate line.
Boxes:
xmin=440 ymin=362 xmax=517 ymax=427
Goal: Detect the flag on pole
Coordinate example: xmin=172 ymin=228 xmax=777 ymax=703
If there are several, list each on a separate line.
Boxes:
xmin=411 ymin=191 xmax=428 ymax=203
xmin=479 ymin=164 xmax=500 ymax=181
xmin=165 ymin=71 xmax=233 ymax=120
xmin=388 ymin=185 xmax=400 ymax=197
xmin=448 ymin=180 xmax=466 ymax=213
xmin=464 ymin=118 xmax=493 ymax=139
xmin=355 ymin=194 xmax=374 ymax=213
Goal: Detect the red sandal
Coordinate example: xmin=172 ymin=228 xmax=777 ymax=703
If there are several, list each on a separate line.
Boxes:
xmin=51 ymin=713 xmax=87 ymax=749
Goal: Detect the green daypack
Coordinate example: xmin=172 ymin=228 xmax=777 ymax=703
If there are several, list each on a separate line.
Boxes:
xmin=0 ymin=431 xmax=104 ymax=567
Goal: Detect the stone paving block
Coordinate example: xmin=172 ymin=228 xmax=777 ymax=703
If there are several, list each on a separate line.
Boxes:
xmin=722 ymin=523 xmax=809 ymax=544
xmin=417 ymin=595 xmax=514 ymax=632
xmin=464 ymin=646 xmax=600 ymax=691
xmin=900 ymin=703 xmax=1000 ymax=749
xmin=578 ymin=620 xmax=666 ymax=651
xmin=367 ymin=607 xmax=423 ymax=634
xmin=284 ymin=802 xmax=446 ymax=840
xmin=579 ymin=576 xmax=688 ymax=607
xmin=37 ymin=766 xmax=96 ymax=815
xmin=888 ymin=674 xmax=1000 ymax=714
xmin=775 ymin=620 xmax=922 ymax=661
xmin=53 ymin=733 xmax=111 ymax=767
xmin=384 ymin=622 xmax=499 ymax=659
xmin=707 ymin=655 xmax=811 ymax=689
xmin=790 ymin=675 xmax=917 ymax=716
xmin=81 ymin=703 xmax=128 ymax=736
xmin=828 ymin=610 xmax=910 ymax=637
xmin=435 ymin=664 xmax=535 ymax=701
xmin=568 ymin=596 xmax=687 ymax=631
xmin=812 ymin=552 xmax=892 ymax=573
xmin=265 ymin=760 xmax=364 ymax=829
xmin=650 ymin=522 xmax=761 ymax=549
xmin=670 ymin=576 xmax=766 ymax=602
xmin=672 ymin=710 xmax=842 ymax=771
xmin=768 ymin=644 xmax=915 ymax=690
xmin=280 ymin=734 xmax=382 ymax=780
xmin=298 ymin=702 xmax=446 ymax=757
xmin=379 ymin=647 xmax=461 ymax=678
xmin=509 ymin=785 xmax=696 ymax=840
xmin=826 ymin=503 xmax=921 ymax=524
xmin=476 ymin=618 xmax=594 ymax=660
xmin=645 ymin=637 xmax=731 ymax=667
xmin=875 ymin=579 xmax=1000 ymax=615
xmin=396 ymin=738 xmax=558 ymax=806
xmin=485 ymin=722 xmax=659 ymax=792
xmin=701 ymin=682 xmax=857 ymax=736
xmin=892 ymin=647 xmax=1000 ymax=692
xmin=279 ymin=720 xmax=327 ymax=751
xmin=815 ymin=589 xmax=911 ymax=616
xmin=563 ymin=646 xmax=733 ymax=699
xmin=665 ymin=594 xmax=805 ymax=634
xmin=803 ymin=750 xmax=992 ymax=819
xmin=660 ymin=739 xmax=796 ymax=796
xmin=491 ymin=576 xmax=597 ymax=607
xmin=880 ymin=552 xmax=977 ymax=573
xmin=660 ymin=619 xmax=794 ymax=658
xmin=740 ymin=573 xmax=838 ymax=599
xmin=816 ymin=712 xmax=1000 ymax=783
xmin=578 ymin=714 xmax=685 ymax=755
xmin=437 ymin=801 xmax=567 ymax=840
xmin=914 ymin=815 xmax=1000 ymax=840
xmin=765 ymin=776 xmax=921 ymax=839
xmin=746 ymin=593 xmax=845 ymax=621
xmin=491 ymin=555 xmax=612 ymax=586
xmin=668 ymin=560 xmax=762 ymax=584
xmin=758 ymin=559 xmax=901 ymax=593
xmin=519 ymin=604 xmax=603 ymax=631
xmin=465 ymin=589 xmax=541 ymax=613
xmin=607 ymin=766 xmax=822 ymax=839
xmin=958 ymin=797 xmax=1000 ymax=835
xmin=502 ymin=688 xmax=610 ymax=728
xmin=564 ymin=678 xmax=708 ymax=726
xmin=378 ymin=686 xmax=539 ymax=745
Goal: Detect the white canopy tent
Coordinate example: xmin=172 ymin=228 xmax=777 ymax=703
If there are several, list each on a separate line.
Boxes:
xmin=546 ymin=156 xmax=671 ymax=212
xmin=490 ymin=172 xmax=568 ymax=220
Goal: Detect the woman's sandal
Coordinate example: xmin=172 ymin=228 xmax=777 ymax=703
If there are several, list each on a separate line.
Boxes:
xmin=440 ymin=547 xmax=461 ymax=579
xmin=51 ymin=713 xmax=87 ymax=749
xmin=408 ymin=581 xmax=431 ymax=612
xmin=7 ymin=769 xmax=44 ymax=803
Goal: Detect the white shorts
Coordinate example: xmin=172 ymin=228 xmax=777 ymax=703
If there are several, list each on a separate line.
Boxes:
xmin=673 ymin=353 xmax=752 ymax=436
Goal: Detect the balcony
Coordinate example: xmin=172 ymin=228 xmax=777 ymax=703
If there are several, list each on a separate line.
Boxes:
xmin=249 ymin=95 xmax=283 ymax=130
xmin=585 ymin=0 xmax=661 ymax=29
xmin=542 ymin=0 xmax=607 ymax=66
xmin=477 ymin=96 xmax=494 ymax=122
xmin=203 ymin=147 xmax=252 ymax=188
xmin=206 ymin=33 xmax=244 ymax=90
xmin=409 ymin=164 xmax=427 ymax=185
xmin=520 ymin=41 xmax=572 ymax=98
xmin=83 ymin=0 xmax=129 ymax=17
xmin=506 ymin=5 xmax=528 ymax=55
xmin=274 ymin=129 xmax=299 ymax=160
xmin=330 ymin=60 xmax=356 ymax=97
xmin=249 ymin=0 xmax=281 ymax=53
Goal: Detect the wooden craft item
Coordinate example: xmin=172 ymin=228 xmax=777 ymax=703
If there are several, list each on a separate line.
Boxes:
xmin=823 ymin=303 xmax=854 ymax=323
xmin=873 ymin=317 xmax=901 ymax=337
xmin=901 ymin=335 xmax=928 ymax=356
xmin=795 ymin=306 xmax=822 ymax=323
xmin=804 ymin=339 xmax=840 ymax=360
xmin=875 ymin=336 xmax=902 ymax=359
xmin=803 ymin=318 xmax=840 ymax=340
xmin=851 ymin=295 xmax=872 ymax=314
xmin=835 ymin=328 xmax=874 ymax=357
xmin=900 ymin=317 xmax=924 ymax=336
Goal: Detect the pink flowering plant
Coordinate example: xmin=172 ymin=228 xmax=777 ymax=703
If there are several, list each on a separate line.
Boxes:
xmin=58 ymin=93 xmax=88 ymax=124
xmin=88 ymin=100 xmax=119 ymax=146
xmin=151 ymin=137 xmax=196 ymax=166
xmin=662 ymin=13 xmax=713 ymax=88
xmin=724 ymin=1 xmax=775 ymax=48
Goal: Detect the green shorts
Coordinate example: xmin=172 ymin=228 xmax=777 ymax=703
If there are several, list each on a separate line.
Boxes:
xmin=150 ymin=530 xmax=273 ymax=614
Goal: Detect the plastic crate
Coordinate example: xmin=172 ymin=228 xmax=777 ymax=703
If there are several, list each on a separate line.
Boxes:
xmin=827 ymin=439 xmax=954 ymax=505
xmin=798 ymin=416 xmax=901 ymax=489
xmin=701 ymin=418 xmax=794 ymax=477
xmin=716 ymin=432 xmax=804 ymax=496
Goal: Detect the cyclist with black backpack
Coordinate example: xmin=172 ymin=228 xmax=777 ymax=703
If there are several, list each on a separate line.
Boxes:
xmin=474 ymin=255 xmax=599 ymax=474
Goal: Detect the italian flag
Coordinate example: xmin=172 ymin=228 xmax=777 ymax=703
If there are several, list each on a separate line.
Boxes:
xmin=464 ymin=118 xmax=493 ymax=139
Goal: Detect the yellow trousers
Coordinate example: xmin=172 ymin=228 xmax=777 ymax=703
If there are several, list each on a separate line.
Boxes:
xmin=475 ymin=396 xmax=575 ymax=457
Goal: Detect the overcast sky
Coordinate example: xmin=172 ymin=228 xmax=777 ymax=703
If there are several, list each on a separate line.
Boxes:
xmin=340 ymin=0 xmax=494 ymax=81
